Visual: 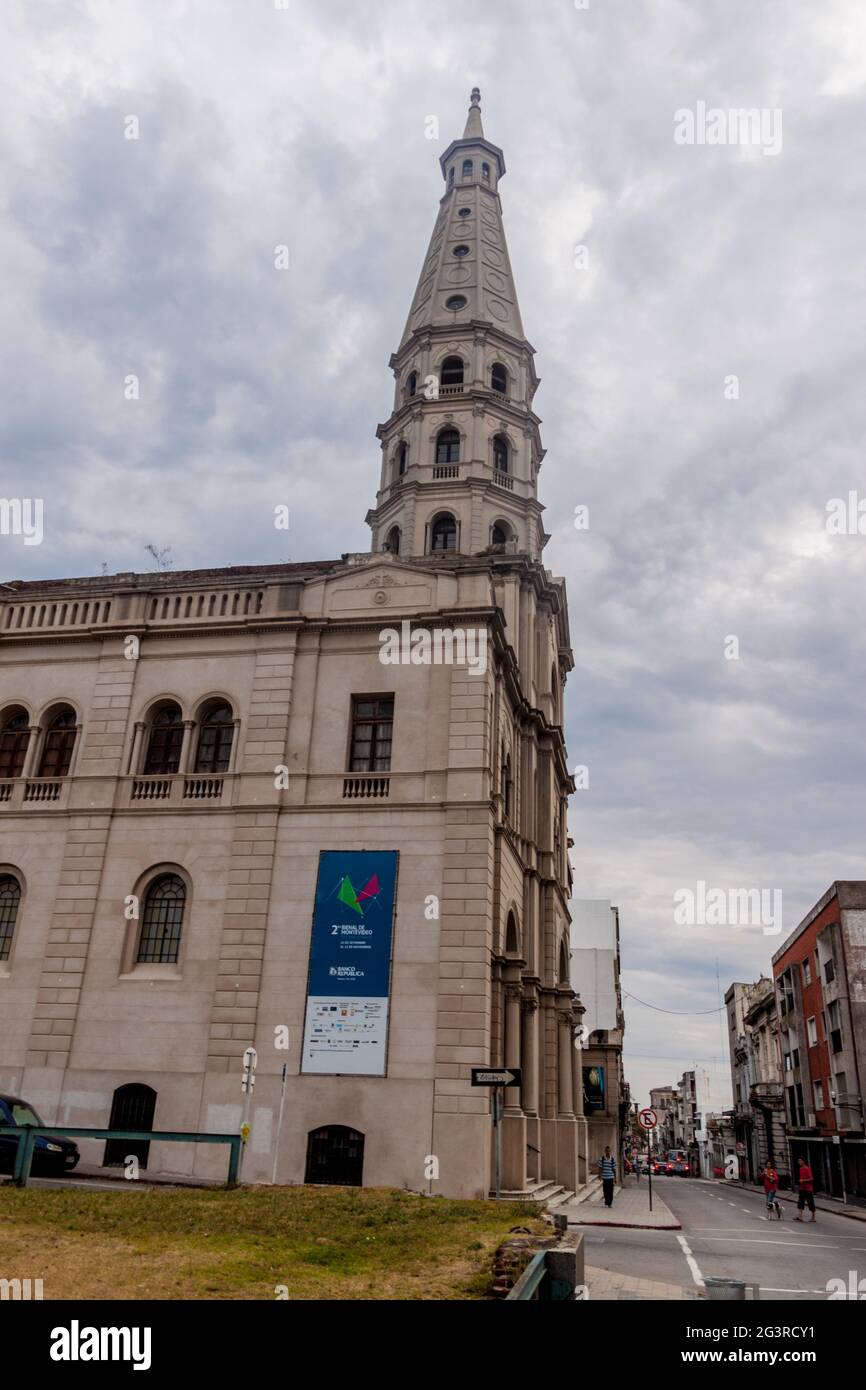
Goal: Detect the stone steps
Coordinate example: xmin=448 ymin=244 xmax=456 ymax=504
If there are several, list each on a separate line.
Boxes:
xmin=494 ymin=1178 xmax=575 ymax=1208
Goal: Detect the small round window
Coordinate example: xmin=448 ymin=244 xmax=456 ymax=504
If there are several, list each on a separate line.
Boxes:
xmin=452 ymin=245 xmax=470 ymax=258
xmin=457 ymin=207 xmax=471 ymax=218
xmin=445 ymin=295 xmax=467 ymax=311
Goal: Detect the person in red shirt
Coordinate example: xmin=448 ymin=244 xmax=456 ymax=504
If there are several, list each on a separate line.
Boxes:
xmin=794 ymin=1158 xmax=816 ymax=1222
xmin=762 ymin=1163 xmax=781 ymax=1215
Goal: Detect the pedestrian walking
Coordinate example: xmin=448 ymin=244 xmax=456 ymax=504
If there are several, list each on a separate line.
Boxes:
xmin=598 ymin=1145 xmax=616 ymax=1207
xmin=761 ymin=1162 xmax=781 ymax=1218
xmin=793 ymin=1158 xmax=816 ymax=1222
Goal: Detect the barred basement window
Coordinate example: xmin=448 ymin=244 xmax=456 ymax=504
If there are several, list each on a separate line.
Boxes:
xmin=349 ymin=696 xmax=394 ymax=772
xmin=136 ymin=874 xmax=186 ymax=964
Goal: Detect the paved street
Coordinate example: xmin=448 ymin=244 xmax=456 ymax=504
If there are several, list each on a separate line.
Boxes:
xmin=570 ymin=1177 xmax=866 ymax=1300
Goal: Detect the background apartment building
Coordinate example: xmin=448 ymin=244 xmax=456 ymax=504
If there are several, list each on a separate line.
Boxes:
xmin=772 ymin=882 xmax=866 ymax=1200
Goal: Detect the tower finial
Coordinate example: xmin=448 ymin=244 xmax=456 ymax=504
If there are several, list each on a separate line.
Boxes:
xmin=462 ymin=88 xmax=484 ymax=140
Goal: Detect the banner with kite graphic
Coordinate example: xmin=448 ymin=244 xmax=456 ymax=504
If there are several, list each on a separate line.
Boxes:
xmin=302 ymin=850 xmax=398 ymax=1076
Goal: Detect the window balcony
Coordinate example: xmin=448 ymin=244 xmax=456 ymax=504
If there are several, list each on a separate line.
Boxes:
xmin=0 ymin=777 xmax=71 ymax=810
xmin=342 ymin=775 xmax=390 ymax=800
xmin=122 ymin=774 xmax=234 ymax=808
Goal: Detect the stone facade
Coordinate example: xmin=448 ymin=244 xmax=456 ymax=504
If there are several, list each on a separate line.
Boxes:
xmin=0 ymin=93 xmax=582 ymax=1198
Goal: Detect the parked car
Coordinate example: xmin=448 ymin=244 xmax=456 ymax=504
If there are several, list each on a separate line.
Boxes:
xmin=0 ymin=1095 xmax=80 ymax=1176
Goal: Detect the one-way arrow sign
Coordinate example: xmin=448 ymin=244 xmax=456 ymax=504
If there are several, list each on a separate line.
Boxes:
xmin=471 ymin=1067 xmax=522 ymax=1087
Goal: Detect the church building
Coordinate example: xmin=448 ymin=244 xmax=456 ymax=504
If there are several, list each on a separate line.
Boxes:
xmin=0 ymin=92 xmax=584 ymax=1198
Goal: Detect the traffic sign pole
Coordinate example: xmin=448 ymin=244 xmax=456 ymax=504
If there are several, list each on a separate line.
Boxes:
xmin=472 ymin=1068 xmax=521 ymax=1201
xmin=493 ymin=1086 xmax=502 ymax=1202
xmin=638 ymin=1108 xmax=658 ymax=1213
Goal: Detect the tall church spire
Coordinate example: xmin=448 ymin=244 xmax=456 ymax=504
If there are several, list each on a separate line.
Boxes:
xmin=366 ymin=92 xmax=548 ymax=562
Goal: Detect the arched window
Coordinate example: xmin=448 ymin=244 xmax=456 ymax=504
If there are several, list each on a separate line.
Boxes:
xmin=430 ymin=514 xmax=457 ymax=553
xmin=37 ymin=708 xmax=77 ymax=778
xmin=143 ymin=704 xmax=184 ymax=776
xmin=396 ymin=441 xmax=408 ymax=476
xmin=490 ymin=362 xmax=508 ymax=394
xmin=558 ymin=938 xmax=570 ymax=985
xmin=502 ymin=751 xmax=512 ymax=820
xmin=436 ymin=428 xmax=460 ymax=464
xmin=493 ymin=435 xmax=509 ymax=472
xmin=406 ymin=371 xmax=417 ymax=398
xmin=551 ymin=664 xmax=560 ymax=722
xmin=448 ymin=166 xmax=455 ymax=188
xmin=194 ymin=704 xmax=234 ymax=774
xmin=505 ymin=911 xmax=520 ymax=956
xmin=0 ymin=874 xmax=21 ymax=961
xmin=0 ymin=709 xmax=30 ymax=779
xmin=385 ymin=526 xmax=401 ymax=555
xmin=482 ymin=162 xmax=491 ymax=181
xmin=440 ymin=356 xmax=464 ymax=387
xmin=462 ymin=159 xmax=473 ymax=179
xmin=491 ymin=522 xmax=511 ymax=547
xmin=137 ymin=873 xmax=186 ymax=964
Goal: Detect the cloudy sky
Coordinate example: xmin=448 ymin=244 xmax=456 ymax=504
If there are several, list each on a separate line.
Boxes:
xmin=3 ymin=0 xmax=866 ymax=1110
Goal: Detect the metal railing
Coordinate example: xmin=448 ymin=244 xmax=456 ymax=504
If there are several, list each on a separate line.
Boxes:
xmin=505 ymin=1244 xmax=584 ymax=1301
xmin=6 ymin=1126 xmax=242 ymax=1187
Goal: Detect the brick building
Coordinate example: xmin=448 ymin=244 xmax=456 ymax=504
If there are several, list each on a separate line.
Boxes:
xmin=772 ymin=882 xmax=866 ymax=1199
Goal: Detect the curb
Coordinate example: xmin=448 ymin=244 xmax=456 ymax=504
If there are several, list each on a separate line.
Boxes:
xmin=567 ymin=1215 xmax=682 ymax=1230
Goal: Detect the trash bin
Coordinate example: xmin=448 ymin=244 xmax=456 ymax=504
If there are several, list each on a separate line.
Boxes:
xmin=704 ymin=1277 xmax=746 ymax=1301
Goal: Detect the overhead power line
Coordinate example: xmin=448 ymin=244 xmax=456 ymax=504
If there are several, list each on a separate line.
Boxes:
xmin=623 ymin=989 xmax=727 ymax=1016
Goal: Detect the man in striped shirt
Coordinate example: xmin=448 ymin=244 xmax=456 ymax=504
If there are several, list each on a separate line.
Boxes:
xmin=598 ymin=1146 xmax=616 ymax=1206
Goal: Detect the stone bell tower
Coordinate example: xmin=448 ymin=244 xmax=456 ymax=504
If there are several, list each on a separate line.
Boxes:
xmin=366 ymin=89 xmax=548 ymax=562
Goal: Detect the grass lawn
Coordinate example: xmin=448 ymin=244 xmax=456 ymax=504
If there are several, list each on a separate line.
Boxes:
xmin=0 ymin=1185 xmax=545 ymax=1300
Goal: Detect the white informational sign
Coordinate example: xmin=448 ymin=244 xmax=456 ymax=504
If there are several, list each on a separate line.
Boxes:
xmin=302 ymin=997 xmax=388 ymax=1075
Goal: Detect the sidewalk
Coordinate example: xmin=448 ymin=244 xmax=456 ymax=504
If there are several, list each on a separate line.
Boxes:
xmin=585 ymin=1264 xmax=699 ymax=1300
xmin=559 ymin=1175 xmax=681 ymax=1230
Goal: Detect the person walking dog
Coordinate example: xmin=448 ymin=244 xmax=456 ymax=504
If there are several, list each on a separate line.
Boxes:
xmin=761 ymin=1162 xmax=781 ymax=1217
xmin=794 ymin=1158 xmax=816 ymax=1222
xmin=598 ymin=1146 xmax=616 ymax=1207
